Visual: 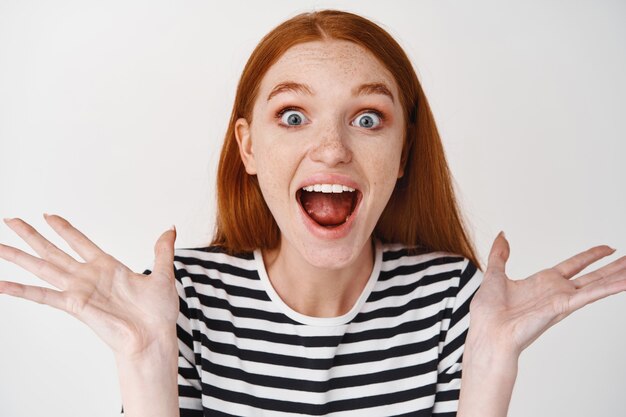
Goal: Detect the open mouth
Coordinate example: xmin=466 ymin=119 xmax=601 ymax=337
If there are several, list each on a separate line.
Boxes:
xmin=296 ymin=184 xmax=361 ymax=228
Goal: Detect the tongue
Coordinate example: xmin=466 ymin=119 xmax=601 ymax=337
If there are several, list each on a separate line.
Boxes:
xmin=300 ymin=191 xmax=355 ymax=227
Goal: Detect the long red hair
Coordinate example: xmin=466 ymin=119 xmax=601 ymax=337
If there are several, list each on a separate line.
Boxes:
xmin=212 ymin=10 xmax=482 ymax=270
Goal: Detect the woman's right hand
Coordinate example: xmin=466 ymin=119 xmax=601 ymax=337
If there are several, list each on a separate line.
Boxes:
xmin=0 ymin=214 xmax=179 ymax=360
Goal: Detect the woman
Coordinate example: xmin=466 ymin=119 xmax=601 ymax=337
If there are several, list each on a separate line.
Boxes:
xmin=0 ymin=9 xmax=624 ymax=417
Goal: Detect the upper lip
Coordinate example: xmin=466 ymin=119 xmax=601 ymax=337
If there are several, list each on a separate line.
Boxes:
xmin=296 ymin=173 xmax=363 ymax=193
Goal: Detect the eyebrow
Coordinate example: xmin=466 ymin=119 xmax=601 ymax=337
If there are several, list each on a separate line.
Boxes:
xmin=266 ymin=81 xmax=395 ymax=103
xmin=267 ymin=82 xmax=314 ymax=102
xmin=354 ymin=82 xmax=395 ymax=103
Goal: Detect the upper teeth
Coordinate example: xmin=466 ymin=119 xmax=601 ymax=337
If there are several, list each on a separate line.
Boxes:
xmin=302 ymin=184 xmax=356 ymax=193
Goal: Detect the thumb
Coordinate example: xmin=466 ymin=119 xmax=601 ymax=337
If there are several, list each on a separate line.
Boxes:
xmin=153 ymin=225 xmax=176 ymax=275
xmin=487 ymin=230 xmax=510 ymax=275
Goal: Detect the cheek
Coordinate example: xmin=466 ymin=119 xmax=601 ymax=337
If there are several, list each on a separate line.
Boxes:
xmin=250 ymin=126 xmax=279 ymax=173
xmin=253 ymin=141 xmax=299 ymax=203
xmin=362 ymin=139 xmax=404 ymax=188
xmin=255 ymin=146 xmax=278 ymax=170
xmin=255 ymin=150 xmax=282 ymax=190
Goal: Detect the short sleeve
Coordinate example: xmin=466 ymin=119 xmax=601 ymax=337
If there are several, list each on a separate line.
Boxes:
xmin=173 ymin=265 xmax=204 ymax=416
xmin=431 ymin=259 xmax=483 ymax=416
xmin=121 ymin=266 xmax=204 ymax=416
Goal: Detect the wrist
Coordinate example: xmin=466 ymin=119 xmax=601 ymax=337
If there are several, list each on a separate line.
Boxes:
xmin=465 ymin=321 xmax=520 ymax=362
xmin=462 ymin=326 xmax=520 ymax=389
xmin=463 ymin=341 xmax=519 ymax=384
xmin=115 ymin=335 xmax=180 ymax=417
xmin=458 ymin=332 xmax=520 ymax=417
xmin=114 ymin=331 xmax=179 ymax=366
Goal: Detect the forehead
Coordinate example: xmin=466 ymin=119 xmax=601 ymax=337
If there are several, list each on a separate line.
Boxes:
xmin=259 ymin=40 xmax=399 ymax=96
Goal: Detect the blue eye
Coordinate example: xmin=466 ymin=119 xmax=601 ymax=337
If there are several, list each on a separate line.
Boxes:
xmin=279 ymin=109 xmax=307 ymax=126
xmin=352 ymin=111 xmax=382 ymax=129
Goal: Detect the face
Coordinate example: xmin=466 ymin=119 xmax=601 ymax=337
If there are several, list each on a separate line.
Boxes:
xmin=235 ymin=40 xmax=405 ymax=269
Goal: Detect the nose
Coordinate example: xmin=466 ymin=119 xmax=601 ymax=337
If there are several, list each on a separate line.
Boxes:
xmin=309 ymin=123 xmax=353 ymax=167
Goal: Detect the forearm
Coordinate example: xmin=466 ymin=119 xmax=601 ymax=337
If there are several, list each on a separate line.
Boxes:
xmin=115 ymin=335 xmax=180 ymax=417
xmin=457 ymin=331 xmax=519 ymax=417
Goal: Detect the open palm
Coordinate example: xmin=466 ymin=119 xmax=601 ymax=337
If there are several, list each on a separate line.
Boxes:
xmin=0 ymin=214 xmax=179 ymax=359
xmin=470 ymin=232 xmax=626 ymax=356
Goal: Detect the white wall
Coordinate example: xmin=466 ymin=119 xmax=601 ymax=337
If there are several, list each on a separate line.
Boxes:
xmin=0 ymin=1 xmax=624 ymax=416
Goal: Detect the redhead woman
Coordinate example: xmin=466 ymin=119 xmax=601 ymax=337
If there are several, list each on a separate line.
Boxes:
xmin=0 ymin=10 xmax=624 ymax=417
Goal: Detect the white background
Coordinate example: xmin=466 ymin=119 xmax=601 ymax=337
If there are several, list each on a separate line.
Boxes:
xmin=0 ymin=1 xmax=624 ymax=416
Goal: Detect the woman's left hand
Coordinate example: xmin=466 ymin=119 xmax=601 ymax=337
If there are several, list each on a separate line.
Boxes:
xmin=468 ymin=231 xmax=626 ymax=357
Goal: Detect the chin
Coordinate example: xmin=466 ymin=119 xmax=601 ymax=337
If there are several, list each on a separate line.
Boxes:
xmin=299 ymin=240 xmax=362 ymax=270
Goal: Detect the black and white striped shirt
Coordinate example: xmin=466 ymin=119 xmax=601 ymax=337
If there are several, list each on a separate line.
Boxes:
xmin=123 ymin=239 xmax=482 ymax=416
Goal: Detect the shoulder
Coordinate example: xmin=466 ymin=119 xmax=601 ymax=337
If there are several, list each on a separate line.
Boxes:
xmin=172 ymin=245 xmax=259 ymax=284
xmin=379 ymin=241 xmax=470 ymax=275
xmin=378 ymin=241 xmax=482 ymax=292
xmin=168 ymin=245 xmax=273 ymax=311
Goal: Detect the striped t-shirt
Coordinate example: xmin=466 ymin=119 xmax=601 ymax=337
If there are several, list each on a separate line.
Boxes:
xmin=123 ymin=239 xmax=482 ymax=416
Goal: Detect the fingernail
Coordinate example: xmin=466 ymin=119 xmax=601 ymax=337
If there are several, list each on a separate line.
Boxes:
xmin=43 ymin=213 xmax=50 ymax=218
xmin=169 ymin=225 xmax=176 ymax=232
xmin=498 ymin=230 xmax=505 ymax=238
xmin=3 ymin=218 xmax=11 ymax=223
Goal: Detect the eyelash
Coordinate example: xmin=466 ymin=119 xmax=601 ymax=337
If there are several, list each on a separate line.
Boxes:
xmin=274 ymin=107 xmax=386 ymax=129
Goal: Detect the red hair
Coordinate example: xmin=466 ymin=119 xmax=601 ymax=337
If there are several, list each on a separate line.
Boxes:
xmin=212 ymin=10 xmax=482 ymax=270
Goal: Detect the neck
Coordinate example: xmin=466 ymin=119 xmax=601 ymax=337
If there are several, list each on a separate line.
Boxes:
xmin=262 ymin=238 xmax=375 ymax=318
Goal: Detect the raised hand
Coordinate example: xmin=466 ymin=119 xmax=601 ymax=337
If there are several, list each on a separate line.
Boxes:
xmin=469 ymin=231 xmax=626 ymax=356
xmin=0 ymin=214 xmax=179 ymax=360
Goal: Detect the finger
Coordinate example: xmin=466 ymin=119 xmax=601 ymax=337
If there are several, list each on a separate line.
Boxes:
xmin=572 ymin=255 xmax=626 ymax=288
xmin=3 ymin=217 xmax=79 ymax=271
xmin=0 ymin=280 xmax=68 ymax=311
xmin=486 ymin=231 xmax=509 ymax=274
xmin=0 ymin=243 xmax=69 ymax=289
xmin=152 ymin=226 xmax=176 ymax=277
xmin=43 ymin=214 xmax=103 ymax=262
xmin=568 ymin=267 xmax=626 ymax=312
xmin=553 ymin=245 xmax=616 ymax=279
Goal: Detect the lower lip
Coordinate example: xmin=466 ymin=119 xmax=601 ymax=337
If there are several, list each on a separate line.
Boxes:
xmin=296 ymin=191 xmax=363 ymax=240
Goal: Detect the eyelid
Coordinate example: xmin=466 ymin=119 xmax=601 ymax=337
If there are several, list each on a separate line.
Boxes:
xmin=276 ymin=106 xmax=303 ymax=116
xmin=357 ymin=109 xmax=384 ymax=118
